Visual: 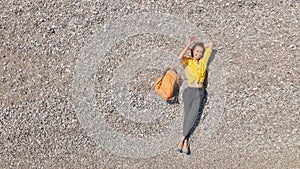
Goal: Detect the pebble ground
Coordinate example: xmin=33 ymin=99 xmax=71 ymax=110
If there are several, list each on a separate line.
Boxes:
xmin=1 ymin=0 xmax=299 ymax=168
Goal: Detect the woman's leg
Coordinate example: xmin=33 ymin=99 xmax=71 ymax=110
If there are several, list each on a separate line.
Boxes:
xmin=178 ymin=88 xmax=190 ymax=150
xmin=183 ymin=88 xmax=204 ymax=138
xmin=182 ymin=87 xmax=193 ymax=138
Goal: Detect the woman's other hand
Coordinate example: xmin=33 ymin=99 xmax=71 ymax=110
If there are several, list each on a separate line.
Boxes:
xmin=205 ymin=42 xmax=213 ymax=49
xmin=188 ymin=36 xmax=196 ymax=47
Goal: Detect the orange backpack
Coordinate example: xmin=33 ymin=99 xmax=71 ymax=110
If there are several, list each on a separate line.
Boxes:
xmin=152 ymin=66 xmax=180 ymax=101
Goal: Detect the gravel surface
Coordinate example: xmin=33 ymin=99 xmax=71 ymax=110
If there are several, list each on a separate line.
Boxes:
xmin=1 ymin=0 xmax=299 ymax=168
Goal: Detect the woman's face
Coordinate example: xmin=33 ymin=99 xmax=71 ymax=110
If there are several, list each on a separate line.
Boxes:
xmin=193 ymin=46 xmax=204 ymax=61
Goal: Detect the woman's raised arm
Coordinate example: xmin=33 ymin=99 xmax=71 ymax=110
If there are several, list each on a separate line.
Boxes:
xmin=178 ymin=36 xmax=195 ymax=60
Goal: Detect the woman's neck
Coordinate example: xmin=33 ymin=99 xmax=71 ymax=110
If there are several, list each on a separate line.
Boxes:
xmin=193 ymin=58 xmax=200 ymax=63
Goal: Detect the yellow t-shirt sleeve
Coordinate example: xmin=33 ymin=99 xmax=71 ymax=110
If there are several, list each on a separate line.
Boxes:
xmin=180 ymin=56 xmax=190 ymax=67
xmin=201 ymin=48 xmax=213 ymax=66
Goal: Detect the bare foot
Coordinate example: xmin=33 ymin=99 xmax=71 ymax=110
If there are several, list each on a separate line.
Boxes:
xmin=182 ymin=140 xmax=188 ymax=152
xmin=177 ymin=139 xmax=184 ymax=149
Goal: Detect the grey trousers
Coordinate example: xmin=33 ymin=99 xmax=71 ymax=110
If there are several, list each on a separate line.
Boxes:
xmin=182 ymin=87 xmax=205 ymax=138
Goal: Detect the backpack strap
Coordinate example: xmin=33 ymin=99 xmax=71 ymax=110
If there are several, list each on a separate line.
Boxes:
xmin=165 ymin=66 xmax=179 ymax=85
xmin=152 ymin=76 xmax=163 ymax=89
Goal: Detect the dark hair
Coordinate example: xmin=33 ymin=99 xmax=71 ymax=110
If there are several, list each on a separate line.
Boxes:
xmin=190 ymin=42 xmax=205 ymax=58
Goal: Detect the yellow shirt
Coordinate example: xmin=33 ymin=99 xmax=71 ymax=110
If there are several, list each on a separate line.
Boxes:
xmin=180 ymin=48 xmax=212 ymax=85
